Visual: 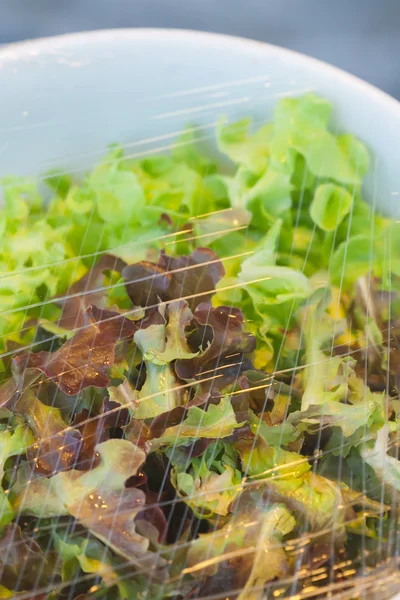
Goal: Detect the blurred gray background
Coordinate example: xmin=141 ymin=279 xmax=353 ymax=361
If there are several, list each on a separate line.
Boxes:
xmin=1 ymin=0 xmax=400 ymax=99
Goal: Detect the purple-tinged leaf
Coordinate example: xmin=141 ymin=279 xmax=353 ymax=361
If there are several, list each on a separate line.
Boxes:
xmin=123 ymin=248 xmax=225 ymax=309
xmin=14 ymin=306 xmax=138 ymax=395
xmin=176 ymin=303 xmax=256 ymax=392
xmin=57 ymin=254 xmax=127 ymax=329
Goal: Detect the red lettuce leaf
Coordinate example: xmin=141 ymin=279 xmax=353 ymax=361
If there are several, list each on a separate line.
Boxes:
xmin=136 ymin=495 xmax=168 ymax=545
xmin=27 ymin=428 xmax=83 ymax=476
xmin=0 ymin=361 xmax=43 ymax=411
xmin=125 ymin=475 xmax=168 ymax=544
xmin=68 ymin=485 xmax=169 ymax=580
xmin=0 ymin=523 xmax=56 ymax=592
xmin=14 ymin=306 xmax=138 ymax=395
xmin=15 ymin=390 xmax=83 ymax=475
xmin=123 ymin=247 xmax=225 ymax=309
xmin=57 ymin=254 xmax=127 ymax=329
xmin=157 ymin=248 xmax=225 ymax=308
xmin=175 ymin=303 xmax=256 ymax=390
xmin=71 ymin=398 xmax=131 ymax=470
xmin=122 ymin=261 xmax=171 ymax=308
xmin=0 ymin=377 xmax=19 ymax=409
xmin=16 ymin=391 xmax=134 ymax=476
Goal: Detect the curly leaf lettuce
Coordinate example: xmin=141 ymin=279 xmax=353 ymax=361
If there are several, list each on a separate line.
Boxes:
xmin=310 ymin=183 xmax=354 ymax=232
xmin=168 ymin=441 xmax=242 ymax=518
xmin=270 ymin=93 xmax=370 ymax=184
xmin=300 ymin=290 xmax=349 ymax=410
xmin=237 ymin=437 xmax=344 ymax=534
xmin=216 ymin=118 xmax=271 ymax=174
xmin=238 ymin=219 xmax=311 ymax=327
xmin=133 ymin=304 xmax=194 ymax=419
xmin=11 ymin=439 xmax=168 ymax=577
xmin=149 ymin=397 xmax=245 ymax=450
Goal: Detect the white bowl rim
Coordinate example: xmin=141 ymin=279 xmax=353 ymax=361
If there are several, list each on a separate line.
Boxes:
xmin=1 ymin=27 xmax=399 ymax=115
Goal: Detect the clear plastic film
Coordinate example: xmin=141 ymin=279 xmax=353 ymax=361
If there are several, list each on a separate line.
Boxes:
xmin=0 ymin=30 xmax=400 ymax=600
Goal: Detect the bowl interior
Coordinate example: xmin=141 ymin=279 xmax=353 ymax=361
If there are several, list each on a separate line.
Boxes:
xmin=0 ymin=29 xmax=399 ymax=217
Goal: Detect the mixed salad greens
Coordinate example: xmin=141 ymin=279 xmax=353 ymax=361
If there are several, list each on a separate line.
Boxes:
xmin=0 ymin=93 xmax=400 ymax=599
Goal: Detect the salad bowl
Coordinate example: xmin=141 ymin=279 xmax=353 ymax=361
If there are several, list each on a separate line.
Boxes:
xmin=1 ymin=28 xmax=400 ymax=600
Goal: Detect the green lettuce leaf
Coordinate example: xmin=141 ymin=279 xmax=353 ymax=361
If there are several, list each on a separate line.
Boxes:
xmin=331 ymin=235 xmax=377 ymax=289
xmin=218 ymin=164 xmax=293 ymax=231
xmin=289 ymin=392 xmax=385 ymax=439
xmin=0 ymin=417 xmax=34 ymax=481
xmin=249 ymin=410 xmax=298 ymax=447
xmin=186 ymin=501 xmax=295 ymax=600
xmin=167 ymin=441 xmax=242 ymax=518
xmin=270 ymin=93 xmax=369 ymax=185
xmin=87 ymin=161 xmax=146 ymax=227
xmin=361 ymin=426 xmax=400 ymax=492
xmin=216 ymin=118 xmax=271 ymax=173
xmin=236 ymin=436 xmax=344 ymax=533
xmin=133 ymin=304 xmax=195 ymax=419
xmin=53 ymin=529 xmax=172 ymax=600
xmin=237 ymin=436 xmax=311 ymax=481
xmin=236 ymin=503 xmax=295 ymax=600
xmin=300 ymin=290 xmax=349 ymax=410
xmin=53 ymin=531 xmax=119 ymax=587
xmin=148 ymin=397 xmax=245 ymax=450
xmin=172 ymin=126 xmax=217 ymax=176
xmin=310 ymin=183 xmax=353 ymax=232
xmin=0 ymin=417 xmax=34 ymax=528
xmin=238 ymin=219 xmax=311 ymax=327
